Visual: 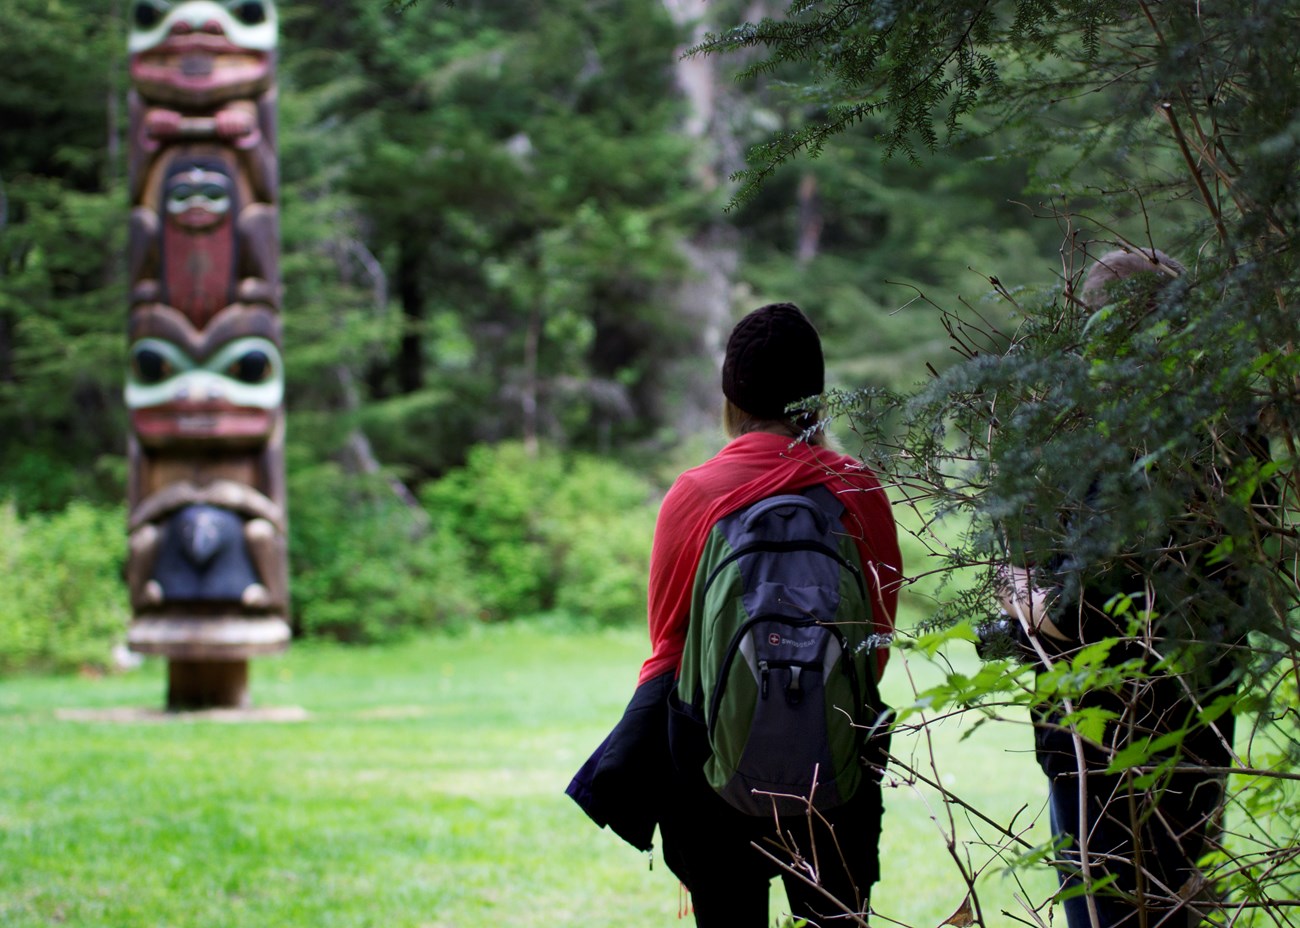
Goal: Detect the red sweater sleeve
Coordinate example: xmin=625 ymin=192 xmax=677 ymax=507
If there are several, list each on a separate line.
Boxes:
xmin=639 ymin=471 xmax=711 ymax=684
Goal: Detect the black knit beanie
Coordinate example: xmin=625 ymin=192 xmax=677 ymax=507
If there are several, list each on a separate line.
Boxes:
xmin=721 ymin=302 xmax=824 ymax=419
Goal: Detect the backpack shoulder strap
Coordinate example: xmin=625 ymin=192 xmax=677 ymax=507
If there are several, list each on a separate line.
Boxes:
xmin=702 ymin=484 xmax=865 ymax=599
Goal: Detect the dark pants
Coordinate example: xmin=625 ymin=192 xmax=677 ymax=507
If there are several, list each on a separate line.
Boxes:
xmin=1047 ymin=770 xmax=1225 ymax=928
xmin=659 ymin=761 xmax=883 ymax=928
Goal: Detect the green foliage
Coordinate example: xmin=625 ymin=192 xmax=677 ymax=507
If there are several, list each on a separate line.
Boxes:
xmin=421 ymin=442 xmax=656 ymax=624
xmin=0 ymin=450 xmax=118 ymax=517
xmin=693 ymin=0 xmax=1120 ymax=197
xmin=0 ymin=0 xmax=121 ymax=188
xmin=423 ymin=443 xmax=559 ymax=620
xmin=0 ymin=1 xmax=126 ymax=510
xmin=283 ymin=0 xmax=703 ymax=470
xmin=732 ymin=136 xmax=1054 ymax=384
xmin=0 ymin=177 xmax=127 ymax=511
xmin=0 ymin=501 xmax=128 ymax=672
xmin=287 ymin=462 xmax=473 ymax=643
xmin=285 ymin=442 xmax=656 ymax=642
xmin=0 ymin=444 xmax=658 ymax=657
xmin=1217 ymin=659 xmax=1300 ymax=909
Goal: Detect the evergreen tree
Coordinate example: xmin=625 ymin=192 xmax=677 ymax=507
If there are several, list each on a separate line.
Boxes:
xmin=285 ymin=0 xmax=704 ymax=476
xmin=699 ymin=1 xmax=1300 ymax=920
xmin=0 ymin=0 xmax=125 ymax=511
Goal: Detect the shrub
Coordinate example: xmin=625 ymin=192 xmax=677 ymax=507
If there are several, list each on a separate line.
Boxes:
xmin=0 ymin=445 xmax=662 ymax=661
xmin=0 ymin=500 xmax=130 ymax=673
xmin=421 ymin=442 xmax=657 ymax=624
xmin=288 ymin=462 xmax=476 ymax=643
xmin=546 ymin=455 xmax=658 ymax=625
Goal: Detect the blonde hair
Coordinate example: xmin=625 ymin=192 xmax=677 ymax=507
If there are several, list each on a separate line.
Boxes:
xmin=723 ymin=397 xmax=829 ymax=447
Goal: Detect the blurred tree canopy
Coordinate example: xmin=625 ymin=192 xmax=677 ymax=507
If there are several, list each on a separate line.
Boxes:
xmin=0 ymin=0 xmax=1073 ymax=655
xmin=0 ymin=0 xmax=126 ymax=510
xmin=1 ymin=0 xmax=1070 ymax=518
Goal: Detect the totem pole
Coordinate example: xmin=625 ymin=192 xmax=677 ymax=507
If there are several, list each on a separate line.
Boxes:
xmin=124 ymin=0 xmax=289 ymax=709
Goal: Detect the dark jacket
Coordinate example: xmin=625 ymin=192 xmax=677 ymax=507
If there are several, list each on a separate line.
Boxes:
xmin=1030 ymin=469 xmax=1254 ymax=778
xmin=566 ymin=671 xmax=675 ymax=852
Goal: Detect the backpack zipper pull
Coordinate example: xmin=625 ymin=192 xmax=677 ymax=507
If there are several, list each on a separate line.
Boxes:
xmin=787 ymin=664 xmax=804 ymax=703
xmin=759 ymin=660 xmax=770 ymax=698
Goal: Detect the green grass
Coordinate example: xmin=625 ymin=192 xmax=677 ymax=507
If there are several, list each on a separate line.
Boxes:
xmin=874 ymin=646 xmax=1057 ymax=928
xmin=0 ymin=622 xmax=1055 ymax=927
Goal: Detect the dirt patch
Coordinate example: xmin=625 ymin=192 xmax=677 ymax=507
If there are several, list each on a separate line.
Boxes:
xmin=54 ymin=706 xmax=309 ymax=724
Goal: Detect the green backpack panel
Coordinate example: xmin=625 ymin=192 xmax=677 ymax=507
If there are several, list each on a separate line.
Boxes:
xmin=673 ymin=485 xmax=888 ymax=816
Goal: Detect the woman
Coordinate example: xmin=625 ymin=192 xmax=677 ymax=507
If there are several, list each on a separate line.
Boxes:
xmin=570 ymin=302 xmax=902 ymax=927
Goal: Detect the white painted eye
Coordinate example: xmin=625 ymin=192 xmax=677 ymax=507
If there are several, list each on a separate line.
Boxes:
xmin=126 ymin=336 xmax=282 ymax=410
xmin=224 ymin=0 xmax=268 ymax=26
xmin=204 ymin=337 xmax=284 ymax=408
xmin=128 ymin=0 xmax=278 ymax=53
xmin=165 ymin=185 xmax=232 ymax=215
xmin=131 ymin=0 xmax=172 ymax=30
xmin=128 ymin=0 xmax=173 ymax=50
xmin=126 ymin=339 xmax=193 ymax=409
xmin=218 ymin=0 xmax=278 ymax=50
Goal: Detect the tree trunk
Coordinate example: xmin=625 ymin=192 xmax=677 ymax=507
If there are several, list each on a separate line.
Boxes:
xmin=330 ymin=236 xmax=425 ymax=520
xmin=395 ymin=239 xmax=425 ymax=394
xmin=167 ymin=660 xmax=249 ymax=710
xmin=522 ymin=303 xmax=540 ymax=456
xmin=796 ymin=171 xmax=823 ymax=265
xmin=658 ymin=0 xmax=747 ymax=434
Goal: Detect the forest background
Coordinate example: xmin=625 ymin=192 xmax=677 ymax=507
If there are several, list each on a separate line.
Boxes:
xmin=0 ymin=0 xmax=1057 ymax=663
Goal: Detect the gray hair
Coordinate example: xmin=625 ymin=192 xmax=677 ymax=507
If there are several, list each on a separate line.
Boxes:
xmin=1081 ymin=248 xmax=1184 ymax=309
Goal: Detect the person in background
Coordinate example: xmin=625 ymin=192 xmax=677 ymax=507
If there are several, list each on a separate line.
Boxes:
xmin=998 ymin=247 xmax=1256 ymax=928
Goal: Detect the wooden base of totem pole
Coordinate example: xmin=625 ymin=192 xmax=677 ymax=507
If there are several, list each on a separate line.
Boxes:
xmin=127 ymin=616 xmax=291 ymax=711
xmin=168 ymin=660 xmax=250 ymax=710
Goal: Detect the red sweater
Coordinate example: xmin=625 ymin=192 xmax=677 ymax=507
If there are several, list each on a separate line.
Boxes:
xmin=639 ymin=431 xmax=903 ymax=685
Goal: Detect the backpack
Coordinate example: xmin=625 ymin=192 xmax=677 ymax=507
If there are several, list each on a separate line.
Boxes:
xmin=671 ymin=484 xmax=889 ymax=816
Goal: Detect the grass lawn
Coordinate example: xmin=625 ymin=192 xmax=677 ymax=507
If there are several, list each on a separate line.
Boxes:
xmin=0 ymin=621 xmax=1055 ymax=927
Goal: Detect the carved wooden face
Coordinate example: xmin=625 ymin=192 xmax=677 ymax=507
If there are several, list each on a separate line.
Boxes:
xmin=128 ymin=0 xmax=277 ymax=107
xmin=165 ymin=165 xmax=233 ymax=232
xmin=126 ymin=306 xmax=283 ymax=448
xmin=159 ymin=159 xmax=238 ymax=325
